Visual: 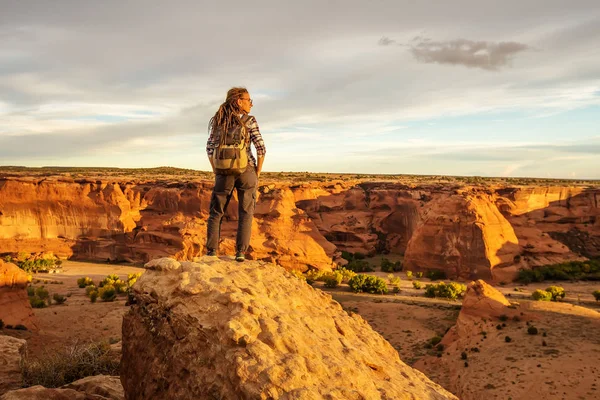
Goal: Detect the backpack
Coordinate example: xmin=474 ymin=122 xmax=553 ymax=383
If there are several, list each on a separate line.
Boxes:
xmin=212 ymin=115 xmax=251 ymax=175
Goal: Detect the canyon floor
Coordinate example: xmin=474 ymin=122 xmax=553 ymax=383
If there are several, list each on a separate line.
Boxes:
xmin=3 ymin=259 xmax=600 ymax=400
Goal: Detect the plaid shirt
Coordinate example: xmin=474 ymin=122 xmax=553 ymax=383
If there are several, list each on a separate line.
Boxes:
xmin=206 ymin=115 xmax=266 ymax=167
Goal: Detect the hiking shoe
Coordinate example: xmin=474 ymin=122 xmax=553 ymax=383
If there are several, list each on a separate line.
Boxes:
xmin=235 ymin=252 xmax=245 ymax=262
xmin=207 ymin=249 xmax=217 ymax=257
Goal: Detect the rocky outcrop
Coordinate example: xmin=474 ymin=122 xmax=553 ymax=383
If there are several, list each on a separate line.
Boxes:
xmin=0 ymin=376 xmax=123 ymax=400
xmin=0 ymin=260 xmax=37 ymax=330
xmin=121 ymin=257 xmax=457 ymax=399
xmin=0 ymin=336 xmax=26 ymax=395
xmin=403 ymin=192 xmax=521 ymax=280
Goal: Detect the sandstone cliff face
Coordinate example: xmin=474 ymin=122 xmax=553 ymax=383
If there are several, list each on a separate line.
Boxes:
xmin=0 ymin=260 xmax=37 ymax=330
xmin=403 ymin=192 xmax=521 ymax=280
xmin=121 ymin=257 xmax=457 ymax=400
xmin=1 ymin=176 xmax=598 ymax=279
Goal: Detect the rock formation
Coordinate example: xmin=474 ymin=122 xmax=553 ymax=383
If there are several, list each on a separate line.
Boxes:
xmin=121 ymin=257 xmax=457 ymax=399
xmin=0 ymin=260 xmax=37 ymax=330
xmin=1 ymin=174 xmax=598 ymax=279
xmin=0 ymin=376 xmax=123 ymax=400
xmin=0 ymin=336 xmax=26 ymax=395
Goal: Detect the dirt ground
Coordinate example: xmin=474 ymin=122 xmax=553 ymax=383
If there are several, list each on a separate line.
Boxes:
xmin=5 ymin=261 xmax=600 ymax=400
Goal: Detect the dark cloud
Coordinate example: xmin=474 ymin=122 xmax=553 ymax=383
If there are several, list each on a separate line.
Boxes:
xmin=409 ymin=39 xmax=529 ymax=70
xmin=378 ymin=36 xmax=397 ymax=46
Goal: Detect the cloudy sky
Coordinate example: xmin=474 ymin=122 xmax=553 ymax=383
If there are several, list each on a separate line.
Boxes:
xmin=1 ymin=0 xmax=599 ymax=178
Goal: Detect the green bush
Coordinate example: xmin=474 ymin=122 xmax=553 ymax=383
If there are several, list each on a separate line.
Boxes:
xmin=113 ymin=280 xmax=127 ymax=294
xmin=545 ymin=286 xmax=565 ymax=301
xmin=412 ymin=281 xmax=422 ymax=289
xmin=99 ymin=285 xmax=116 ymax=302
xmin=426 ymin=270 xmax=447 ymax=281
xmin=424 ymin=282 xmax=466 ymax=300
xmin=77 ymin=277 xmax=94 ymax=288
xmin=405 ymin=271 xmax=413 ymax=278
xmin=52 ymin=293 xmax=67 ymax=305
xmin=416 ymin=272 xmax=423 ymax=278
xmin=90 ymin=291 xmax=98 ymax=303
xmin=505 ymin=336 xmax=512 ymax=343
xmin=380 ymin=258 xmax=402 ymax=273
xmin=324 ymin=275 xmax=342 ymax=288
xmin=593 ymin=290 xmax=600 ymax=301
xmin=21 ymin=341 xmax=119 ymax=388
xmin=345 ymin=259 xmax=374 ymax=273
xmin=532 ymin=289 xmax=552 ymax=301
xmin=337 ymin=267 xmax=357 ymax=283
xmin=27 ymin=286 xmax=35 ymax=297
xmin=35 ymin=286 xmax=50 ymax=301
xmin=127 ymin=272 xmax=142 ymax=288
xmin=85 ymin=285 xmax=97 ymax=296
xmin=14 ymin=324 xmax=27 ymax=331
xmin=517 ymin=259 xmax=600 ymax=283
xmin=30 ymin=297 xmax=47 ymax=308
xmin=348 ymin=274 xmax=388 ymax=294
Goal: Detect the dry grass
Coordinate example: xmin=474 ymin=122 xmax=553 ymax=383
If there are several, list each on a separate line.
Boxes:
xmin=21 ymin=341 xmax=119 ymax=388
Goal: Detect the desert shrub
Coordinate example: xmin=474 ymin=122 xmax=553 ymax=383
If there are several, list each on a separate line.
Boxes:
xmin=99 ymin=274 xmax=120 ymax=288
xmin=14 ymin=324 xmax=27 ymax=330
xmin=461 ymin=352 xmax=467 ymax=360
xmin=426 ymin=269 xmax=447 ymax=281
xmin=18 ymin=258 xmax=57 ymax=274
xmin=85 ymin=285 xmax=97 ymax=296
xmin=52 ymin=293 xmax=67 ymax=305
xmin=593 ymin=290 xmax=600 ymax=301
xmin=517 ymin=259 xmax=600 ymax=283
xmin=532 ymin=289 xmax=552 ymax=301
xmin=337 ymin=267 xmax=357 ymax=283
xmin=415 ymin=272 xmax=423 ymax=278
xmin=127 ymin=272 xmax=142 ymax=287
xmin=505 ymin=336 xmax=512 ymax=343
xmin=340 ymin=251 xmax=354 ymax=261
xmin=354 ymin=252 xmax=366 ymax=260
xmin=405 ymin=271 xmax=413 ymax=278
xmin=345 ymin=259 xmax=374 ymax=273
xmin=430 ymin=336 xmax=442 ymax=346
xmin=412 ymin=281 xmax=422 ymax=289
xmin=30 ymin=297 xmax=47 ymax=308
xmin=545 ymin=286 xmax=565 ymax=301
xmin=380 ymin=258 xmax=402 ymax=273
xmin=21 ymin=341 xmax=120 ymax=388
xmin=99 ymin=285 xmax=116 ymax=302
xmin=35 ymin=286 xmax=49 ymax=300
xmin=27 ymin=286 xmax=35 ymax=297
xmin=113 ymin=280 xmax=128 ymax=294
xmin=527 ymin=326 xmax=538 ymax=335
xmin=424 ymin=282 xmax=466 ymax=300
xmin=0 ymin=319 xmax=4 ymax=329
xmin=387 ymin=274 xmax=401 ymax=286
xmin=348 ymin=274 xmax=388 ymax=294
xmin=90 ymin=291 xmax=98 ymax=303
xmin=499 ymin=314 xmax=509 ymax=322
xmin=77 ymin=277 xmax=94 ymax=288
xmin=324 ymin=275 xmax=342 ymax=288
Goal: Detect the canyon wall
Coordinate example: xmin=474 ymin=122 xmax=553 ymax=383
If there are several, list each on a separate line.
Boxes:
xmin=0 ymin=176 xmax=598 ymax=279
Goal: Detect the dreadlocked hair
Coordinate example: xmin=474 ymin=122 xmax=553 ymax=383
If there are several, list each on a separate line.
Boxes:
xmin=208 ymin=87 xmax=248 ymax=140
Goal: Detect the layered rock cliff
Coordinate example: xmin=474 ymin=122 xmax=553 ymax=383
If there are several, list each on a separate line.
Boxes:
xmin=1 ymin=175 xmax=598 ymax=279
xmin=121 ymin=257 xmax=457 ymax=399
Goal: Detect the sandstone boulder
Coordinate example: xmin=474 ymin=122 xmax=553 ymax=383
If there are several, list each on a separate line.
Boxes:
xmin=0 ymin=335 xmax=26 ymax=395
xmin=121 ymin=257 xmax=457 ymax=399
xmin=0 ymin=376 xmax=123 ymax=400
xmin=0 ymin=260 xmax=37 ymax=330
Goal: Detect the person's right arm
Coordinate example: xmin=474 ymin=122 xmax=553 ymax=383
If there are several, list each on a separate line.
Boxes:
xmin=248 ymin=116 xmax=266 ymax=178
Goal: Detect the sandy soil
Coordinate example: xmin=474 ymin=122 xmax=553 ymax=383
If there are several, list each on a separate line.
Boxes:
xmin=5 ymin=262 xmax=600 ymax=400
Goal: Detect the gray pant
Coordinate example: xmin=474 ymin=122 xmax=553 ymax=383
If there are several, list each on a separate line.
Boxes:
xmin=206 ymin=166 xmax=257 ymax=253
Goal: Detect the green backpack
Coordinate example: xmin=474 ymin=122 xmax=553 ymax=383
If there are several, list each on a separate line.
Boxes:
xmin=212 ymin=115 xmax=251 ymax=175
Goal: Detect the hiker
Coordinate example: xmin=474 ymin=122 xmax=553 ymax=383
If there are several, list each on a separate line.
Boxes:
xmin=205 ymin=87 xmax=266 ymax=261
